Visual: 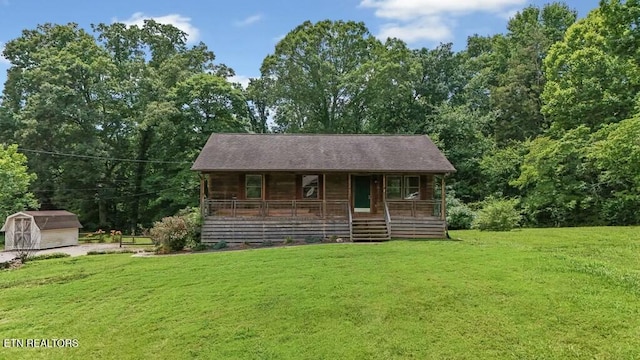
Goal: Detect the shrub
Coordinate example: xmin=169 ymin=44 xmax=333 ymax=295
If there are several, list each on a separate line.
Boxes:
xmin=283 ymin=236 xmax=294 ymax=245
xmin=472 ymin=197 xmax=521 ymax=231
xmin=149 ymin=216 xmax=189 ymax=253
xmin=192 ymin=243 xmax=210 ymax=252
xmin=304 ymin=236 xmax=322 ymax=243
xmin=28 ymin=253 xmax=71 ymax=261
xmin=262 ymin=240 xmax=274 ymax=247
xmin=177 ymin=207 xmax=203 ymax=249
xmin=446 ymin=193 xmax=475 ymax=230
xmin=213 ymin=240 xmax=227 ymax=250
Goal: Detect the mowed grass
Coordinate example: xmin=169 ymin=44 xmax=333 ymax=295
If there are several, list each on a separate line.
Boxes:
xmin=0 ymin=227 xmax=639 ymax=359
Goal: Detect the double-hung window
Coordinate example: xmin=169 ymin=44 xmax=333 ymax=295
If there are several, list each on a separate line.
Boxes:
xmin=385 ymin=175 xmax=420 ymax=200
xmin=245 ymin=175 xmax=262 ymax=199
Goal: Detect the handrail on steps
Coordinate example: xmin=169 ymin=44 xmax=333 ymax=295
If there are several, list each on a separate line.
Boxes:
xmin=347 ymin=201 xmax=353 ymax=242
xmin=384 ymin=201 xmax=392 ymax=234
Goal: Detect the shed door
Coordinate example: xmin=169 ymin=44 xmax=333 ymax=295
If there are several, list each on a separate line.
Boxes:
xmin=14 ymin=218 xmax=32 ymax=249
xmin=353 ymin=176 xmax=371 ymax=212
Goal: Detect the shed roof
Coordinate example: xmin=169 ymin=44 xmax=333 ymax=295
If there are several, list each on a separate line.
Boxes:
xmin=19 ymin=211 xmax=82 ymax=230
xmin=191 ymin=134 xmax=456 ymax=173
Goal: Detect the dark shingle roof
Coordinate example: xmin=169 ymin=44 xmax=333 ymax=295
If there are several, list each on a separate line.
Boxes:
xmin=191 ymin=134 xmax=456 ymax=173
xmin=23 ymin=211 xmax=83 ymax=230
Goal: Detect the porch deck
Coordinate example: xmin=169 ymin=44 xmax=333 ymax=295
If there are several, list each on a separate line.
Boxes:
xmin=201 ymin=200 xmax=446 ymax=243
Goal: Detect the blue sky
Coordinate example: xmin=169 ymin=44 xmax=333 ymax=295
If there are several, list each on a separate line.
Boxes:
xmin=0 ymin=0 xmax=600 ymax=89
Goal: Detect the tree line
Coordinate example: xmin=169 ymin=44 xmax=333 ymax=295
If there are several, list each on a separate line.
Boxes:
xmin=1 ymin=0 xmax=638 ymax=230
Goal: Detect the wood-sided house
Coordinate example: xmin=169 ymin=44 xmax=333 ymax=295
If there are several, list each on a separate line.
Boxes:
xmin=191 ymin=134 xmax=456 ymax=243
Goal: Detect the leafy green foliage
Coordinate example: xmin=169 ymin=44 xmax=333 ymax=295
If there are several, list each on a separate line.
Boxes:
xmin=446 ymin=191 xmax=475 ymax=230
xmin=472 ymin=197 xmax=522 ymax=231
xmin=0 ymin=144 xmax=39 ymax=220
xmin=1 ymin=21 xmax=247 ymax=231
xmin=491 ymin=3 xmax=577 ymax=143
xmin=480 ymin=141 xmax=527 ymax=198
xmin=261 ymin=20 xmax=381 ymax=133
xmin=514 ymin=127 xmax=598 ymax=226
xmin=424 ymin=104 xmax=493 ymax=202
xmin=212 ymin=240 xmax=227 ymax=250
xmin=542 ymin=8 xmax=640 ymax=132
xmin=588 ymin=117 xmax=640 ymax=224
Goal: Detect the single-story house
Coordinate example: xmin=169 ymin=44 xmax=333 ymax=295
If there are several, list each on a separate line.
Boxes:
xmin=191 ymin=134 xmax=456 ymax=243
xmin=1 ymin=211 xmax=82 ymax=250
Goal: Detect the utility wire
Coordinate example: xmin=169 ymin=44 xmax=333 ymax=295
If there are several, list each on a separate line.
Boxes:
xmin=18 ymin=148 xmax=193 ymax=165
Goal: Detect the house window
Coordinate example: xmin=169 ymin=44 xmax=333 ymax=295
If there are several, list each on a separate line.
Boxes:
xmin=302 ymin=175 xmax=319 ymax=199
xmin=404 ymin=176 xmax=420 ymax=199
xmin=245 ymin=175 xmax=262 ymax=199
xmin=386 ymin=176 xmax=402 ymax=199
xmin=385 ymin=175 xmax=420 ymax=200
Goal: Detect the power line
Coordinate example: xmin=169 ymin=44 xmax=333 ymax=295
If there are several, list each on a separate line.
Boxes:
xmin=18 ymin=148 xmax=193 ymax=165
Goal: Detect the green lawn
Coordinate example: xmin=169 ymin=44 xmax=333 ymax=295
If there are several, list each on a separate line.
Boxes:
xmin=1 ymin=227 xmax=639 ymax=359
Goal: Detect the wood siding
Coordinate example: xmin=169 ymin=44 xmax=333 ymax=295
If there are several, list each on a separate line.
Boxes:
xmin=324 ymin=174 xmax=349 ymax=200
xmin=267 ymin=173 xmax=296 ymax=200
xmin=208 ymin=173 xmax=241 ymax=200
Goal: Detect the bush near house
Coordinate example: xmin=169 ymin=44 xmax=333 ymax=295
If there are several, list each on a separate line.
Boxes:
xmin=149 ymin=207 xmax=203 ymax=253
xmin=472 ymin=197 xmax=521 ymax=231
xmin=446 ymin=192 xmax=475 ymax=230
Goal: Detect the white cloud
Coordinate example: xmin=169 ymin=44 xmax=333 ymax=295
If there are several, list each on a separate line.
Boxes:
xmin=360 ymin=0 xmax=526 ymax=19
xmin=360 ymin=0 xmax=526 ymax=43
xmin=116 ymin=12 xmax=200 ymax=43
xmin=378 ymin=16 xmax=453 ymax=43
xmin=229 ymin=75 xmax=253 ymax=89
xmin=235 ymin=14 xmax=263 ymax=27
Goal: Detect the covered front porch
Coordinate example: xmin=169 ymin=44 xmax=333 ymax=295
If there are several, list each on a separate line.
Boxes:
xmin=199 ymin=172 xmax=448 ymax=242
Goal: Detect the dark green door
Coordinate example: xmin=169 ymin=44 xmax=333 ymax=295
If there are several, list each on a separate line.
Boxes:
xmin=354 ymin=176 xmax=371 ymax=212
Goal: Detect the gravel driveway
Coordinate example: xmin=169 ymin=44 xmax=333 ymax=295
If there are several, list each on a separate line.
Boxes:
xmin=0 ymin=243 xmax=125 ymax=262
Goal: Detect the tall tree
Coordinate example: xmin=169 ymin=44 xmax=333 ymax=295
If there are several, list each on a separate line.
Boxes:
xmin=259 ymin=20 xmax=381 ymax=133
xmin=542 ymin=8 xmax=640 ymax=131
xmin=2 ymin=21 xmax=247 ymax=231
xmin=0 ymin=145 xmax=39 ymax=220
xmin=491 ymin=3 xmax=577 ymax=143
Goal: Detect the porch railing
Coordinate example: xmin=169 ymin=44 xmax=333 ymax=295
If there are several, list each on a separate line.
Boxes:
xmin=203 ymin=200 xmax=350 ymax=219
xmin=385 ymin=200 xmax=442 ymax=218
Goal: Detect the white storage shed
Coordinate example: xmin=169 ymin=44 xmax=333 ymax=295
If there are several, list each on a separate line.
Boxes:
xmin=1 ymin=211 xmax=82 ymax=250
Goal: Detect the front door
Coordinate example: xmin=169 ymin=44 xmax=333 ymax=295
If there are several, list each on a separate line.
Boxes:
xmin=353 ymin=176 xmax=371 ymax=213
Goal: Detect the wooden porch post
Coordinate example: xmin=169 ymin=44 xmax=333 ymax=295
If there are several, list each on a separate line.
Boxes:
xmin=382 ymin=174 xmax=386 ymax=202
xmin=322 ymin=173 xmax=327 ymax=218
xmin=347 ymin=174 xmax=352 ymax=209
xmin=199 ymin=174 xmax=205 ymax=217
xmin=441 ymin=175 xmax=446 ymax=220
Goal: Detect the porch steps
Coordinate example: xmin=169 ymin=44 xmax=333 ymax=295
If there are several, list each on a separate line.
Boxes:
xmin=351 ymin=218 xmax=390 ymax=242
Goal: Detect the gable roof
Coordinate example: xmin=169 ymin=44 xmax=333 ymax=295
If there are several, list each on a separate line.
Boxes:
xmin=191 ymin=134 xmax=456 ymax=173
xmin=1 ymin=211 xmax=83 ymax=231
